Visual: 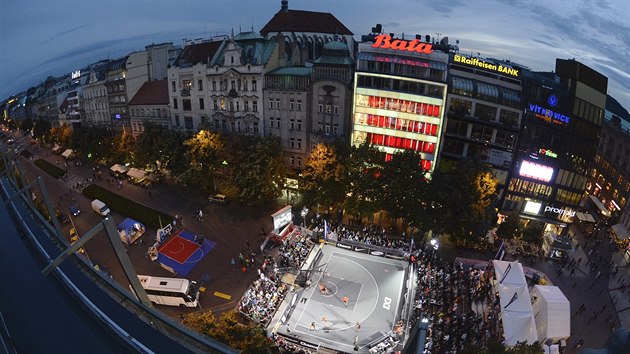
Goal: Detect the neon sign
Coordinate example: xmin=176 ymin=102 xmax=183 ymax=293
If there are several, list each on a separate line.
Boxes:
xmin=372 ymin=34 xmax=433 ymax=54
xmin=529 ymin=104 xmax=570 ymax=124
xmin=453 ymin=55 xmax=519 ymax=77
xmin=538 ymin=148 xmax=558 ymax=158
xmin=544 ymin=206 xmax=576 ymax=217
xmin=71 ymin=70 xmax=81 ymax=79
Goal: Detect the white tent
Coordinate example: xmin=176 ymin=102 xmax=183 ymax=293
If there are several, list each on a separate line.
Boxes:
xmin=575 ymin=212 xmax=596 ymax=223
xmin=493 ymin=260 xmax=527 ymax=286
xmin=531 ymin=285 xmax=570 ymax=342
xmin=502 ymin=312 xmax=538 ymax=346
xmin=127 ymin=167 xmax=146 ymax=180
xmin=498 ymin=284 xmax=533 ymax=313
xmin=61 ymin=149 xmax=73 ymax=158
xmin=110 ymin=164 xmax=129 ymax=174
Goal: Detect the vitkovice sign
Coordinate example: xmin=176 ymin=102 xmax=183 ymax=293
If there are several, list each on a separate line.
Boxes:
xmin=372 ymin=34 xmax=434 ymax=54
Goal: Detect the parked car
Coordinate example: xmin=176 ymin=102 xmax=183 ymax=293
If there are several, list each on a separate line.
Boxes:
xmin=208 ymin=194 xmax=228 ymax=204
xmin=69 ymin=204 xmax=81 ymax=217
xmin=54 ymin=208 xmax=70 ymax=224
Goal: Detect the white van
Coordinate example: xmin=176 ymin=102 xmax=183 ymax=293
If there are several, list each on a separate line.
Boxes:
xmin=91 ymin=199 xmax=111 ymax=216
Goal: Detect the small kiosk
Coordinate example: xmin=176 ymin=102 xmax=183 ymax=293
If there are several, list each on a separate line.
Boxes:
xmin=117 ymin=217 xmax=146 ymax=245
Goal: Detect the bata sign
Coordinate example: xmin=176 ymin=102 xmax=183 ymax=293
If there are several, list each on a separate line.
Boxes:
xmin=544 ymin=206 xmax=576 ymax=217
xmin=453 ymin=55 xmax=519 ymax=77
xmin=372 ymin=34 xmax=433 ymax=54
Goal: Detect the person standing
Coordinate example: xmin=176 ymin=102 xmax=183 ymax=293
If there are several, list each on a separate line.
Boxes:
xmin=309 ymin=322 xmax=316 ymax=331
xmin=355 ymin=322 xmax=361 ymax=332
xmin=342 ymin=295 xmax=349 ymax=307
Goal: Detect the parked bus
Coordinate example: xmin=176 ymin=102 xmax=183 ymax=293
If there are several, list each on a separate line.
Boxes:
xmin=134 ymin=275 xmax=200 ymax=308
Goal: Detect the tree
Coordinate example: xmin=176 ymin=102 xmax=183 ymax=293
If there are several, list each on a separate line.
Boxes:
xmin=133 ymin=122 xmax=185 ymax=172
xmin=496 ymin=212 xmax=523 ymax=241
xmin=232 ymin=135 xmax=287 ymax=203
xmin=379 ymin=149 xmax=429 ymax=230
xmin=522 ymin=221 xmax=544 ymax=246
xmin=429 ymin=159 xmax=498 ymax=243
xmin=301 ymin=143 xmax=347 ymax=211
xmin=181 ymin=130 xmax=225 ymax=191
xmin=32 ymin=118 xmax=52 ymax=141
xmin=183 ymin=311 xmax=277 ymax=353
xmin=343 ymin=142 xmax=385 ymax=224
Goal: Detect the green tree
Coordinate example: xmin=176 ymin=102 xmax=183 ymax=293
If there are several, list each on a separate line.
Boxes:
xmin=429 ymin=159 xmax=498 ymax=243
xmin=181 ymin=130 xmax=225 ymax=191
xmin=343 ymin=142 xmax=385 ymax=224
xmin=18 ymin=118 xmax=34 ymax=133
xmin=133 ymin=122 xmax=185 ymax=172
xmin=109 ymin=128 xmax=136 ymax=164
xmin=32 ymin=118 xmax=52 ymax=141
xmin=496 ymin=212 xmax=523 ymax=241
xmin=183 ymin=311 xmax=277 ymax=353
xmin=301 ymin=143 xmax=347 ymax=211
xmin=380 ymin=149 xmax=429 ymax=230
xmin=232 ymin=135 xmax=287 ymax=204
xmin=71 ymin=126 xmax=111 ymax=161
xmin=522 ymin=221 xmax=544 ymax=246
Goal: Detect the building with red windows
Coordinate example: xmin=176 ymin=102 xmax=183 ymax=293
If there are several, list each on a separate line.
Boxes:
xmin=350 ymin=32 xmax=449 ymax=173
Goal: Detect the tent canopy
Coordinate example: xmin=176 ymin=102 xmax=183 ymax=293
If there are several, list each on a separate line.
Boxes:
xmin=531 ymin=285 xmax=570 ymax=341
xmin=575 ymin=212 xmax=596 ymax=223
xmin=502 ymin=312 xmax=538 ymax=346
xmin=611 ymin=223 xmax=629 ymax=240
xmin=498 ymin=284 xmax=533 ymax=313
xmin=493 ymin=260 xmax=527 ymax=286
xmin=110 ymin=164 xmax=129 ymax=174
xmin=61 ymin=149 xmax=73 ymax=158
xmin=127 ymin=167 xmax=146 ymax=180
xmin=589 ymin=195 xmax=611 ymax=217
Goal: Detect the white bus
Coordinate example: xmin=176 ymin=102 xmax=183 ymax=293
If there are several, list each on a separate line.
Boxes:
xmin=134 ymin=275 xmax=200 ymax=308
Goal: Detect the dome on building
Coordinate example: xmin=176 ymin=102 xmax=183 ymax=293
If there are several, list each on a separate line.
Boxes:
xmin=324 ymin=41 xmax=348 ymax=52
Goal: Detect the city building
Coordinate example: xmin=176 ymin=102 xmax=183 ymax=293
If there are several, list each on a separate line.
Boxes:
xmin=106 ymin=57 xmax=130 ymax=129
xmin=260 ymin=0 xmax=354 ymax=65
xmin=129 ymin=79 xmax=171 ymax=136
xmin=501 ymin=59 xmax=608 ymax=235
xmin=350 ymin=30 xmax=450 ymax=173
xmin=126 ymin=43 xmax=178 ymax=107
xmin=442 ymin=54 xmax=523 ymax=197
xmin=59 ymin=68 xmax=89 ymax=128
xmin=588 ymin=95 xmax=630 ymax=249
xmin=83 ymin=60 xmax=111 ymax=127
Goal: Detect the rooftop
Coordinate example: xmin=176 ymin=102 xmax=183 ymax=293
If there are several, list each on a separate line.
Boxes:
xmin=128 ymin=80 xmax=169 ymax=106
xmin=174 ymin=40 xmax=223 ymax=67
xmin=261 ymin=9 xmax=352 ymax=36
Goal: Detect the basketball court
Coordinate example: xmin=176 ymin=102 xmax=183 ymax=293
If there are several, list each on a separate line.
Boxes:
xmin=269 ymin=244 xmax=410 ymax=353
xmin=157 ymin=230 xmax=216 ymax=276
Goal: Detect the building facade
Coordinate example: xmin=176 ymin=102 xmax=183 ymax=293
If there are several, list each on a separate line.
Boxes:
xmin=129 ymin=79 xmax=171 ymax=136
xmin=83 ymin=61 xmax=110 ymax=127
xmin=106 ymin=57 xmax=129 ymax=129
xmin=442 ymin=54 xmax=522 ymax=197
xmin=350 ymin=33 xmax=449 ymax=173
xmin=502 ymin=59 xmax=608 ymax=228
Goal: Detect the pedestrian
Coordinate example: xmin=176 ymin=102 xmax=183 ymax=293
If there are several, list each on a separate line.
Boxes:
xmin=309 ymin=322 xmax=316 ymax=331
xmin=231 ymin=257 xmax=236 ymax=271
xmin=342 ymin=295 xmax=349 ymax=307
xmin=355 ymin=321 xmax=361 ymax=332
xmin=595 ymin=270 xmax=601 ymax=279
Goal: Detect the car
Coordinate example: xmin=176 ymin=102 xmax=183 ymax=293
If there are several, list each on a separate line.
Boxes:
xmin=208 ymin=194 xmax=228 ymax=204
xmin=91 ymin=260 xmax=114 ymax=279
xmin=54 ymin=208 xmax=70 ymax=225
xmin=69 ymin=204 xmax=81 ymax=217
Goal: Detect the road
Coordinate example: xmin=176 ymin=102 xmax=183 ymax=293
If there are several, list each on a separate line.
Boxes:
xmin=16 ymin=138 xmax=284 ymax=319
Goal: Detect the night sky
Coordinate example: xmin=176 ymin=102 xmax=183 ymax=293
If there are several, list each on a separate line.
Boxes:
xmin=1 ymin=0 xmax=628 ymax=109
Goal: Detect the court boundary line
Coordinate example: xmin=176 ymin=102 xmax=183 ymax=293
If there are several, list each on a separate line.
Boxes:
xmin=158 ymin=235 xmax=200 ymax=264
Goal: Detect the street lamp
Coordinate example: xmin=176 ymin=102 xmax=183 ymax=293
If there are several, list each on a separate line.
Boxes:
xmin=430 ymin=238 xmax=439 ymax=262
xmin=301 ymin=207 xmax=309 ymax=228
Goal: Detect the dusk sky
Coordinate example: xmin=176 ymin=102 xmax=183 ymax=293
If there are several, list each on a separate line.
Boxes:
xmin=1 ymin=0 xmax=629 ymax=110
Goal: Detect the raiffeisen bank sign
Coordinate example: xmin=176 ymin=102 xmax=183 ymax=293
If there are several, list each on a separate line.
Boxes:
xmin=371 ymin=34 xmax=434 ymax=54
xmin=453 ymin=55 xmax=519 ymax=77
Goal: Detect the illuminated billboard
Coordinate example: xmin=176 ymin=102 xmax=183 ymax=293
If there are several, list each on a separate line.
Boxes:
xmin=519 ymin=160 xmax=553 ymax=182
xmin=523 ymin=200 xmax=542 ymax=215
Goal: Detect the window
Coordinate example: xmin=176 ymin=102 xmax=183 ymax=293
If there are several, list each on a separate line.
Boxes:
xmin=231 ymin=81 xmax=235 ymax=90
xmin=252 ymin=101 xmax=258 ymax=112
xmin=229 ymin=101 xmax=234 ymax=111
xmin=213 ymin=100 xmax=218 ymax=110
xmin=318 ymin=104 xmax=323 ymax=113
xmin=182 ymin=80 xmax=192 ymax=90
xmin=275 ymin=99 xmax=280 ymax=109
xmin=236 ymin=101 xmax=240 ymax=111
xmin=474 ymin=103 xmax=497 ymax=121
xmin=244 ymin=101 xmax=249 ymax=111
xmin=297 ymin=119 xmax=302 ymax=131
xmin=174 ymin=115 xmax=180 ymax=127
xmin=449 ymin=98 xmax=472 ymax=116
xmin=325 ymin=124 xmax=331 ymax=134
xmin=199 ymin=98 xmax=205 ymax=110
xmin=290 ymin=138 xmax=295 ymax=149
xmin=269 ymin=99 xmax=274 ymax=109
xmin=297 ymin=100 xmax=302 ymax=111
xmin=184 ymin=116 xmax=193 ymax=129
xmin=290 ymin=100 xmax=295 ymax=111
xmin=297 ymin=139 xmax=302 ymax=149
xmin=499 ymin=109 xmax=519 ymax=128
xmin=290 ymin=119 xmax=295 ymax=130
xmin=183 ymin=99 xmax=191 ymax=111
xmin=173 ymin=98 xmax=178 ymax=110
xmin=333 ymin=106 xmax=339 ymax=115
xmin=326 ymin=104 xmax=332 ymax=113
xmin=252 ymin=80 xmax=257 ymax=91
xmin=269 ymin=118 xmax=275 ymax=128
xmin=171 ymin=81 xmax=176 ymax=92
xmin=212 ymin=81 xmax=216 ymax=91
xmin=333 ymin=124 xmax=338 ymax=135
xmin=475 ymin=82 xmax=499 ymax=102
xmin=451 ymin=76 xmax=474 ymax=96
xmin=198 ymin=79 xmax=203 ymax=91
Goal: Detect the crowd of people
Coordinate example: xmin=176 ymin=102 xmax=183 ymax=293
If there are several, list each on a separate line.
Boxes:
xmin=238 ymin=255 xmax=288 ymax=325
xmin=278 ymin=232 xmax=314 ymax=269
xmin=409 ymin=244 xmax=504 ymax=353
xmin=323 ymin=221 xmax=411 ymax=251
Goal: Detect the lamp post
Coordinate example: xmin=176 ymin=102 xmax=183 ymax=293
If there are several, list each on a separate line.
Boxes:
xmin=430 ymin=238 xmax=439 ymax=263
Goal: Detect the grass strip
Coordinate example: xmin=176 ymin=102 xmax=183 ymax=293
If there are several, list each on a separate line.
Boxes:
xmin=34 ymin=158 xmax=66 ymax=178
xmin=82 ymin=184 xmax=173 ymax=230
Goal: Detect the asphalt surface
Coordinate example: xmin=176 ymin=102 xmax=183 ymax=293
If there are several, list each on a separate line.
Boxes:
xmin=17 ymin=139 xmax=285 ymax=320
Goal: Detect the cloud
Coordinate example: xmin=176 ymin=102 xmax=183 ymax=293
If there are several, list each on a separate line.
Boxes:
xmin=39 ymin=24 xmax=89 ymax=45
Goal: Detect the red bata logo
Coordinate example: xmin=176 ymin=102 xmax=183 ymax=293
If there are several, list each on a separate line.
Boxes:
xmin=372 ymin=34 xmax=434 ymax=54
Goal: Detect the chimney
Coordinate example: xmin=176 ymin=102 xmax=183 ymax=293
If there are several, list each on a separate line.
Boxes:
xmin=281 ymin=0 xmax=288 ymax=13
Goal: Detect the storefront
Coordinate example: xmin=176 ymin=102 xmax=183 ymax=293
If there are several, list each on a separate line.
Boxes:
xmin=542 ymin=224 xmax=573 ymax=260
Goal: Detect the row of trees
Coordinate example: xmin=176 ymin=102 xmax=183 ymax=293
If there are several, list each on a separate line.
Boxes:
xmin=22 ymin=117 xmax=500 ymax=243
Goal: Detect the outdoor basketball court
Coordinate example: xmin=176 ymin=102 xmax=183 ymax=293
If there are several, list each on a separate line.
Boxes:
xmin=157 ymin=230 xmax=216 ymax=276
xmin=269 ymin=244 xmax=409 ymax=353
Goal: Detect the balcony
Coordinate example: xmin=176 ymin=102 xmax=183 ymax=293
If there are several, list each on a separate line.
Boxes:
xmin=180 ymin=89 xmax=190 ymax=97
